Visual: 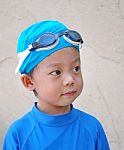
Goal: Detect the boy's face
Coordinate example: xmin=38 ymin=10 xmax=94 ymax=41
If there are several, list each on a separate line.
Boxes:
xmin=30 ymin=47 xmax=83 ymax=113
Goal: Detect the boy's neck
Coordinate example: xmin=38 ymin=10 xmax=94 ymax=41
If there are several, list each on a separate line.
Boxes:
xmin=37 ymin=102 xmax=71 ymax=115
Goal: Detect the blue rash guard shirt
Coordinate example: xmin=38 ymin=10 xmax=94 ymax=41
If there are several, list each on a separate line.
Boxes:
xmin=2 ymin=103 xmax=110 ymax=150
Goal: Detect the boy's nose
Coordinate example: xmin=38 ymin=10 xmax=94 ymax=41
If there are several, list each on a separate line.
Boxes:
xmin=63 ymin=74 xmax=75 ymax=87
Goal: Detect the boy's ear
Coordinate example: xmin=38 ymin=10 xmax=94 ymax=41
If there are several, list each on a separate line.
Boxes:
xmin=20 ymin=74 xmax=35 ymax=91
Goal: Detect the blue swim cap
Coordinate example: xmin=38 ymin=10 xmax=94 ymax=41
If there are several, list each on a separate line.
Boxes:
xmin=16 ymin=20 xmax=80 ymax=74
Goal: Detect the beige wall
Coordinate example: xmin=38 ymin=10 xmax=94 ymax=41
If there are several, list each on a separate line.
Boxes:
xmin=0 ymin=0 xmax=124 ymax=149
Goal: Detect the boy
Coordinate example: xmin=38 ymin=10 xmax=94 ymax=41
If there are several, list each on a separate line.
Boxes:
xmin=2 ymin=20 xmax=110 ymax=150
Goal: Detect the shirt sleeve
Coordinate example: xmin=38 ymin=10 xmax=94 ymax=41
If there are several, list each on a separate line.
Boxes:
xmin=2 ymin=124 xmax=19 ymax=150
xmin=96 ymin=122 xmax=110 ymax=150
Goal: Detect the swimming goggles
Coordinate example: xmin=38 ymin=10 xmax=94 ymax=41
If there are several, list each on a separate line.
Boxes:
xmin=15 ymin=30 xmax=83 ymax=74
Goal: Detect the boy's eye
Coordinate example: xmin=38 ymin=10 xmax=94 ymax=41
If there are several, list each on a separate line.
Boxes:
xmin=50 ymin=70 xmax=61 ymax=76
xmin=73 ymin=66 xmax=80 ymax=73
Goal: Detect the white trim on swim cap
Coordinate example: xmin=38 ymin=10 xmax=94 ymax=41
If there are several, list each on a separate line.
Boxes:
xmin=15 ymin=48 xmax=31 ymax=74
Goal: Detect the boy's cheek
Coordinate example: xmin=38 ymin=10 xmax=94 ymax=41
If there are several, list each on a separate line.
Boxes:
xmin=79 ymin=77 xmax=84 ymax=91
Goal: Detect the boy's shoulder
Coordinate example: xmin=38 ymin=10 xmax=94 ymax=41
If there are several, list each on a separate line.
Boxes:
xmin=76 ymin=108 xmax=104 ymax=132
xmin=78 ymin=108 xmax=99 ymax=122
xmin=6 ymin=110 xmax=36 ymax=139
xmin=12 ymin=111 xmax=35 ymax=127
xmin=3 ymin=110 xmax=37 ymax=149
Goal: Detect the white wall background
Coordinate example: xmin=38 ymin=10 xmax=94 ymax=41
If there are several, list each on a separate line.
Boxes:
xmin=0 ymin=0 xmax=124 ymax=149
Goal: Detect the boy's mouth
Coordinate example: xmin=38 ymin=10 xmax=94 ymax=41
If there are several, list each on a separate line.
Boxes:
xmin=61 ymin=90 xmax=77 ymax=97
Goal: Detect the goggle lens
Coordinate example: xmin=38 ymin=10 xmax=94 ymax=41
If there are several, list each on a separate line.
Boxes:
xmin=65 ymin=30 xmax=83 ymax=43
xmin=32 ymin=34 xmax=57 ymax=49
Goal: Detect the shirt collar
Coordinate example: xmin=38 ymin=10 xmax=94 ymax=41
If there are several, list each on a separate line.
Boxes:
xmin=30 ymin=102 xmax=78 ymax=126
